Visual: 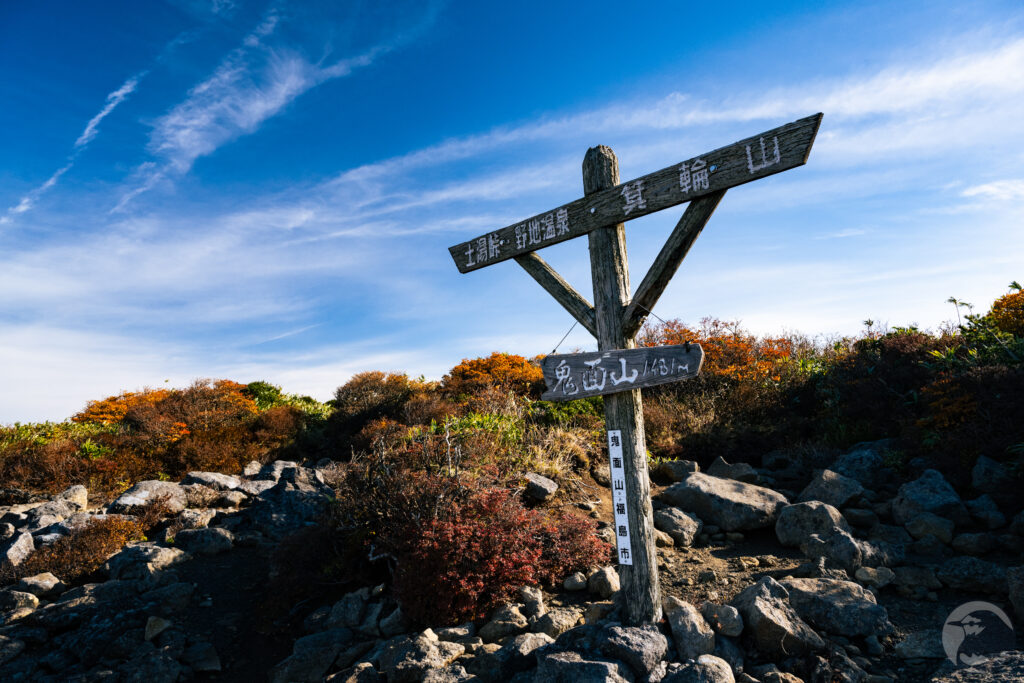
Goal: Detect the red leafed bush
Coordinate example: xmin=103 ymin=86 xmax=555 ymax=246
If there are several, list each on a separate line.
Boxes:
xmin=392 ymin=488 xmax=610 ymax=625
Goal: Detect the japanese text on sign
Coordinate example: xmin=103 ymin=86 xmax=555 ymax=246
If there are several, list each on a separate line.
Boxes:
xmin=608 ymin=429 xmax=632 ymax=566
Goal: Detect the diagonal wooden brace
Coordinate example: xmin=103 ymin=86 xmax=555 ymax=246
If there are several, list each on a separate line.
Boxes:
xmin=515 ymin=252 xmax=598 ymax=338
xmin=621 ymin=189 xmax=726 ymax=339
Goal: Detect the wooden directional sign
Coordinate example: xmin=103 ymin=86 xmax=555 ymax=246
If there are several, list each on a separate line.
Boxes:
xmin=446 ymin=113 xmax=823 ymax=627
xmin=449 ymin=113 xmax=822 ymax=273
xmin=541 ymin=344 xmax=703 ymax=401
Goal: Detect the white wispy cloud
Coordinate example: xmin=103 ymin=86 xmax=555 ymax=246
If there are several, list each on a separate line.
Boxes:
xmin=1 ymin=73 xmax=144 ymax=224
xmin=962 ymin=179 xmax=1024 ymax=201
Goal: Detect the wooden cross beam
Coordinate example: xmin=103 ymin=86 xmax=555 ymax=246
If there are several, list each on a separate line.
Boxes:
xmin=446 ymin=114 xmax=823 ymax=626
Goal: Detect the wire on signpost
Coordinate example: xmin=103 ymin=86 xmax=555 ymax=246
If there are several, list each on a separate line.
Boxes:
xmin=551 ymin=320 xmax=579 ymax=354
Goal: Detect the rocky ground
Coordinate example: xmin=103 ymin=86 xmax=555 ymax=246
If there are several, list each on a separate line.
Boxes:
xmin=0 ymin=440 xmax=1022 ymax=681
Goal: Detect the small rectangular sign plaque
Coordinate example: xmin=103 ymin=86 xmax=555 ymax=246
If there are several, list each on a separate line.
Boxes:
xmin=608 ymin=429 xmax=632 ymax=565
xmin=540 ymin=344 xmax=703 ymax=402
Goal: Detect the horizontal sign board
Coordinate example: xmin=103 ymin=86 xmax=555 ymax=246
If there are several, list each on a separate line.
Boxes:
xmin=541 ymin=344 xmax=704 ymax=402
xmin=450 ymin=113 xmax=822 ymax=273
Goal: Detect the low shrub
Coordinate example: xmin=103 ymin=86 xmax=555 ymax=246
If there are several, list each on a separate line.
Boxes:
xmin=441 ymin=352 xmax=544 ymax=401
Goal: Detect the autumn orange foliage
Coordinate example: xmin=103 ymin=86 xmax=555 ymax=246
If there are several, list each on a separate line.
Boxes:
xmin=441 ymin=352 xmax=544 ymax=399
xmin=989 ymin=290 xmax=1024 ymax=337
xmin=72 ymin=388 xmax=172 ymax=424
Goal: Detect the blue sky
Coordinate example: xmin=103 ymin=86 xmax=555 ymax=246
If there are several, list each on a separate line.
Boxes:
xmin=2 ymin=0 xmax=1023 ymax=422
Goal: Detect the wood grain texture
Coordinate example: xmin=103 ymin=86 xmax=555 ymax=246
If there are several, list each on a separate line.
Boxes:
xmin=514 ymin=252 xmax=597 ymax=337
xmin=450 ymin=113 xmax=822 ymax=273
xmin=540 ymin=344 xmax=704 ymax=401
xmin=621 ymin=190 xmax=726 ymax=338
xmin=583 ymin=145 xmax=662 ymax=626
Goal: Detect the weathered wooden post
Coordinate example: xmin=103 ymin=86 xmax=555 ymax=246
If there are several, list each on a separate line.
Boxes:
xmin=448 ymin=113 xmax=822 ymax=626
xmin=583 ymin=145 xmax=661 ymax=623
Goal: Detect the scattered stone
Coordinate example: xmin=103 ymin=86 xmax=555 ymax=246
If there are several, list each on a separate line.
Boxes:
xmin=374 ymin=631 xmax=465 ymax=683
xmin=843 ymin=507 xmax=879 ymax=529
xmin=478 ymin=604 xmax=528 ymax=642
xmin=966 ymin=494 xmax=1006 ymax=530
xmin=800 ymin=529 xmax=863 ymax=573
xmin=894 ymin=630 xmax=944 ymax=659
xmin=524 ymin=473 xmax=558 ymax=502
xmin=104 ymin=544 xmax=191 ymax=581
xmin=731 ymin=577 xmax=825 ymax=658
xmin=905 ymin=512 xmax=955 ymax=544
xmin=379 ymin=606 xmax=410 ymax=638
xmin=654 ymin=529 xmax=674 ymax=547
xmin=0 ymin=533 xmax=34 ymax=568
xmin=12 ymin=572 xmax=65 ymax=598
xmin=654 ymin=507 xmax=703 ymax=547
xmin=588 ymin=566 xmax=620 ymax=599
xmin=583 ymin=601 xmax=615 ymax=624
xmin=518 ymin=585 xmax=545 ymax=619
xmin=108 ymin=480 xmax=187 ymax=515
xmin=662 ymin=654 xmax=735 ymax=683
xmin=0 ymin=635 xmax=25 ymax=665
xmin=664 ymin=596 xmax=714 ymax=661
xmin=174 ymin=527 xmax=234 ymax=555
xmin=0 ymin=590 xmax=38 ymax=613
xmin=183 ymin=641 xmax=222 ymax=672
xmin=534 ymin=650 xmax=633 ymax=683
xmin=181 ymin=471 xmax=241 ymax=491
xmin=659 ymin=473 xmax=789 ymax=531
xmin=951 ymin=531 xmax=996 ymax=555
xmin=936 ymin=556 xmax=1007 ymax=594
xmin=831 ymin=442 xmax=894 ymax=489
xmin=563 ymin=572 xmax=587 ymax=591
xmin=892 ymin=469 xmax=969 ymax=527
xmin=145 ymin=616 xmax=171 ymax=641
xmin=972 ymin=455 xmax=1010 ymax=494
xmin=328 ymin=589 xmax=370 ymax=629
xmin=272 ymin=628 xmax=355 ymax=683
xmin=929 ymin=650 xmax=1024 ymax=682
xmin=532 ymin=607 xmax=582 ymax=638
xmin=779 ymin=578 xmax=892 ymax=637
xmin=775 ymin=501 xmax=851 ymax=547
xmin=472 ymin=631 xmax=551 ymax=680
xmin=854 ymin=566 xmax=895 ymax=589
xmin=599 ymin=623 xmax=667 ymax=677
xmin=700 ymin=602 xmax=743 ymax=637
xmin=707 ymin=456 xmax=759 ymax=484
xmin=215 ymin=490 xmax=248 ymax=508
xmin=655 ymin=459 xmax=699 ymax=482
xmin=798 ymin=469 xmax=865 ymax=509
xmin=591 ymin=464 xmax=611 ymax=487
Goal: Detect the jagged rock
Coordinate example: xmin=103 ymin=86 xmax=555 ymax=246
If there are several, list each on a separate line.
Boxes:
xmin=776 ymin=501 xmax=851 ymax=547
xmin=965 ymin=495 xmax=1006 ymax=530
xmin=707 ymin=457 xmax=759 ymax=484
xmin=588 ymin=566 xmax=620 ymax=599
xmin=854 ymin=566 xmax=895 ymax=589
xmin=422 ymin=664 xmax=476 ymax=682
xmin=894 ymin=630 xmax=944 ymax=659
xmin=563 ymin=572 xmax=587 ymax=591
xmin=255 ymin=460 xmax=301 ymax=481
xmin=379 ymin=606 xmax=410 ymax=638
xmin=105 ymin=544 xmax=190 ymax=580
xmin=662 ymin=655 xmax=735 ymax=683
xmin=330 ymin=662 xmax=381 ymax=682
xmin=731 ymin=577 xmax=825 ymax=658
xmin=519 ymin=585 xmax=545 ymax=619
xmin=174 ymin=527 xmax=234 ymax=556
xmin=664 ymin=596 xmax=714 ymax=660
xmin=659 ymin=473 xmax=789 ymax=531
xmin=237 ymin=479 xmax=276 ymax=497
xmin=215 ymin=490 xmax=247 ymax=508
xmin=892 ymin=469 xmax=969 ymax=527
xmin=779 ymin=578 xmax=892 ymax=637
xmin=1008 ymin=566 xmax=1024 ymax=619
xmin=905 ymin=512 xmax=954 ymax=544
xmin=654 ymin=507 xmax=702 ymax=547
xmin=116 ymin=652 xmax=183 ymax=682
xmin=598 ymin=623 xmax=667 ymax=677
xmin=183 ymin=641 xmax=221 ymax=672
xmin=712 ymin=636 xmax=743 ymax=676
xmin=181 ymin=471 xmax=241 ymax=491
xmin=798 ymin=469 xmax=865 ymax=509
xmin=655 ymin=460 xmax=699 ymax=482
xmin=700 ymin=602 xmax=743 ymax=637
xmin=810 ymin=650 xmax=869 ymax=683
xmin=328 ymin=589 xmax=370 ymax=629
xmin=0 ymin=590 xmax=38 ymax=613
xmin=472 ymin=631 xmax=551 ymax=680
xmin=144 ymin=615 xmax=171 ymax=641
xmin=936 ymin=556 xmax=1007 ymax=594
xmin=929 ymin=650 xmax=1024 ymax=682
xmin=13 ymin=572 xmax=65 ymax=598
xmin=972 ymin=455 xmax=1010 ymax=494
xmin=180 ymin=483 xmax=219 ymax=508
xmin=108 ymin=481 xmax=187 ymax=515
xmin=843 ymin=507 xmax=878 ymax=529
xmin=375 ymin=630 xmax=464 ymax=683
xmin=0 ymin=635 xmax=25 ymax=665
xmin=532 ymin=607 xmax=582 ymax=638
xmin=832 ymin=441 xmax=895 ymax=489
xmin=0 ymin=533 xmax=34 ymax=567
xmin=524 ymin=473 xmax=558 ymax=502
xmin=534 ymin=650 xmax=634 ymax=682
xmin=655 ymin=529 xmax=675 ymax=547
xmin=357 ymin=601 xmax=385 ymax=637
xmin=583 ymin=601 xmax=615 ymax=624
xmin=245 ymin=467 xmax=331 ymax=539
xmin=435 ymin=624 xmax=475 ymax=641
xmin=479 ymin=604 xmax=528 ymax=642
xmin=869 ymin=523 xmax=912 ymax=545
xmin=951 ymin=532 xmax=995 ymax=555
xmin=271 ymin=628 xmax=355 ymax=683
xmin=800 ymin=529 xmax=863 ymax=573
xmin=140 ymin=581 xmax=194 ymax=614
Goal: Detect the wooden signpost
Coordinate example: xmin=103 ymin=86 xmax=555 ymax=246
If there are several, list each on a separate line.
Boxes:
xmin=448 ymin=113 xmax=822 ymax=625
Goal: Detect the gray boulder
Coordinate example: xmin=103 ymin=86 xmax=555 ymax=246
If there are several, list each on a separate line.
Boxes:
xmin=654 ymin=507 xmax=702 ymax=547
xmin=951 ymin=532 xmax=996 ymax=555
xmin=664 ymin=596 xmax=714 ymax=661
xmin=0 ymin=532 xmax=34 ymax=567
xmin=700 ymin=602 xmax=743 ymax=637
xmin=966 ymin=494 xmax=1006 ymax=530
xmin=534 ymin=651 xmax=634 ymax=683
xmin=798 ymin=469 xmax=864 ymax=509
xmin=800 ymin=529 xmax=863 ymax=573
xmin=706 ymin=457 xmax=759 ymax=484
xmin=659 ymin=473 xmax=789 ymax=531
xmin=479 ymin=604 xmax=528 ymax=642
xmin=936 ymin=556 xmax=1007 ymax=594
xmin=174 ymin=527 xmax=234 ymax=556
xmin=13 ymin=572 xmax=65 ymax=598
xmin=655 ymin=460 xmax=699 ymax=482
xmin=892 ymin=469 xmax=969 ymax=527
xmin=524 ymin=473 xmax=558 ymax=502
xmin=588 ymin=566 xmax=620 ymax=599
xmin=598 ymin=624 xmax=667 ymax=677
xmin=374 ymin=630 xmax=465 ymax=683
xmin=108 ymin=481 xmax=187 ymax=515
xmin=731 ymin=577 xmax=825 ymax=658
xmin=929 ymin=650 xmax=1024 ymax=682
xmin=831 ymin=440 xmax=895 ymax=489
xmin=905 ymin=512 xmax=955 ymax=544
xmin=474 ymin=631 xmax=552 ymax=680
xmin=532 ymin=607 xmax=582 ymax=638
xmin=181 ymin=471 xmax=241 ymax=491
xmin=775 ymin=501 xmax=851 ymax=547
xmin=270 ymin=628 xmax=354 ymax=683
xmin=105 ymin=544 xmax=190 ymax=580
xmin=972 ymin=455 xmax=1010 ymax=494
xmin=662 ymin=655 xmax=735 ymax=683
xmin=779 ymin=578 xmax=892 ymax=637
